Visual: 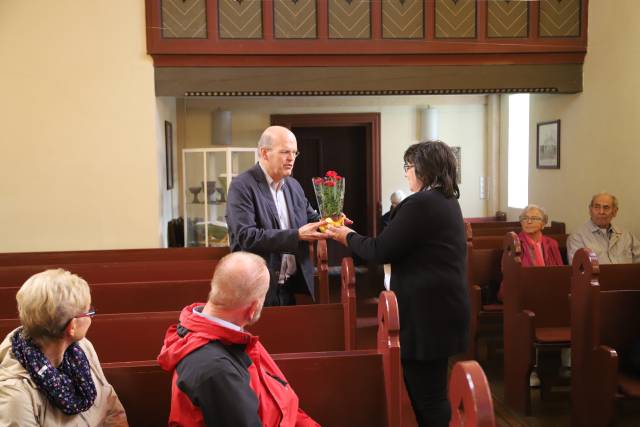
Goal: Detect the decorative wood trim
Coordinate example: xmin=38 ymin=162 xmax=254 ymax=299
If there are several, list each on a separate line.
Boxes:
xmin=152 ymin=52 xmax=586 ymax=67
xmin=270 ymin=113 xmax=381 ymax=237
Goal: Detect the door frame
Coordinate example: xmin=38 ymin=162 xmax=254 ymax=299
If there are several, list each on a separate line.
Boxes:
xmin=271 ymin=113 xmax=381 ymax=236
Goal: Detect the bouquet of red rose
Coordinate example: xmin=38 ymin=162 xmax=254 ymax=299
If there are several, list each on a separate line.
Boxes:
xmin=312 ymin=170 xmax=346 ymax=231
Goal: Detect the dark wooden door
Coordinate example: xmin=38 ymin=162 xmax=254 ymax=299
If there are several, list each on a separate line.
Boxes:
xmin=292 ymin=126 xmax=367 ymax=266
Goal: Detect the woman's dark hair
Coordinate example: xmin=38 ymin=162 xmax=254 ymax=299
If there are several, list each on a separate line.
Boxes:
xmin=403 ymin=140 xmax=460 ymax=199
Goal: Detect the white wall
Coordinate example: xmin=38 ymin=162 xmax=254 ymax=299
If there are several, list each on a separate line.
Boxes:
xmin=0 ymin=1 xmax=159 ymax=251
xmin=501 ymin=0 xmax=640 ymax=236
xmin=182 ymin=96 xmax=488 ymax=216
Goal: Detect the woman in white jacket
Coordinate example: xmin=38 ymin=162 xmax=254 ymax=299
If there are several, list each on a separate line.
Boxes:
xmin=0 ymin=269 xmax=127 ymax=426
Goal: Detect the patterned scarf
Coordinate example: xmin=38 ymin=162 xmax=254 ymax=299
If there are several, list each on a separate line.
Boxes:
xmin=11 ymin=328 xmax=97 ymax=415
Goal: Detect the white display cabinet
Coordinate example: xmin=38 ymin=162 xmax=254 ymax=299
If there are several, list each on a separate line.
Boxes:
xmin=182 ymin=147 xmax=258 ymax=247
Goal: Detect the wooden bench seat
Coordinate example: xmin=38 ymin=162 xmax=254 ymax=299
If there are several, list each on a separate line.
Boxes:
xmin=571 ymin=248 xmax=640 ymax=427
xmin=102 ymin=291 xmax=495 ymax=427
xmin=501 ymin=232 xmax=572 ymax=414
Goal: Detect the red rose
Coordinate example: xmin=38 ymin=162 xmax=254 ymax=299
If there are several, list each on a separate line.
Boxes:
xmin=324 ymin=181 xmax=336 ymax=187
xmin=326 ymin=170 xmax=338 ymax=178
xmin=313 ymin=178 xmax=324 ymax=185
xmin=335 ymin=175 xmax=342 ymax=180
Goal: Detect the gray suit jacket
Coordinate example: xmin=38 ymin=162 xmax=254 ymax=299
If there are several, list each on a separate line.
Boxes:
xmin=225 ymin=164 xmax=320 ymax=297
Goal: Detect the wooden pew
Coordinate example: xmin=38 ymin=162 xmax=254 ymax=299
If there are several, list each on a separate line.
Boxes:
xmin=449 ymin=360 xmax=496 ymax=427
xmin=0 ymin=260 xmax=218 ymax=287
xmin=0 ymin=258 xmax=357 ymax=358
xmin=0 ymin=247 xmax=229 ymax=267
xmin=466 ymin=227 xmax=569 ymax=360
xmin=502 ymin=232 xmax=572 ymax=414
xmin=102 ymin=292 xmax=496 ymax=427
xmin=464 ymin=211 xmax=507 ymax=223
xmin=571 ymin=249 xmax=640 ymax=427
xmin=469 ymin=220 xmax=565 ymax=237
xmin=0 ymin=279 xmax=212 ymax=318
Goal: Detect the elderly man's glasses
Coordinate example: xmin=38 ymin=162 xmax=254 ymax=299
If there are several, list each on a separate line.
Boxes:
xmin=403 ymin=163 xmax=415 ymax=173
xmin=592 ymin=204 xmax=613 ymax=212
xmin=520 ymin=216 xmax=543 ymax=222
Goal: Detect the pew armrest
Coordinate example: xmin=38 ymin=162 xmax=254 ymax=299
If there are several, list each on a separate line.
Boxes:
xmin=592 ymin=345 xmax=619 ymax=399
xmin=470 ymin=284 xmax=483 ymax=312
xmin=514 ymin=309 xmax=536 ymax=367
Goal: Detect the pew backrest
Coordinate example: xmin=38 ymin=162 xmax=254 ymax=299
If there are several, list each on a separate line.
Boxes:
xmin=0 ymin=247 xmax=229 ymax=267
xmin=0 ymin=260 xmax=218 ymax=287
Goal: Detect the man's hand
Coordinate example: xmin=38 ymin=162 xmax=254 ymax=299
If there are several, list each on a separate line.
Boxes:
xmin=325 ymin=225 xmax=355 ymax=246
xmin=298 ymin=220 xmax=330 ymax=241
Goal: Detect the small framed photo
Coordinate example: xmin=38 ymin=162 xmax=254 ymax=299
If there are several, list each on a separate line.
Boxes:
xmin=536 ymin=120 xmax=560 ymax=169
xmin=164 ymin=120 xmax=174 ymax=190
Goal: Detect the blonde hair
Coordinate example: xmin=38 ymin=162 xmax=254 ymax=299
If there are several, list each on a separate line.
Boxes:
xmin=208 ymin=252 xmax=270 ymax=309
xmin=16 ymin=269 xmax=91 ymax=340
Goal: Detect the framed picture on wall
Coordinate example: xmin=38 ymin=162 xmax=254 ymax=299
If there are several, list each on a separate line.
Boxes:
xmin=536 ymin=120 xmax=560 ymax=169
xmin=164 ymin=120 xmax=174 ymax=190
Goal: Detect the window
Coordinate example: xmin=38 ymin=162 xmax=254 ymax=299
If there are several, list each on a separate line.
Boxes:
xmin=507 ymin=94 xmax=529 ymax=209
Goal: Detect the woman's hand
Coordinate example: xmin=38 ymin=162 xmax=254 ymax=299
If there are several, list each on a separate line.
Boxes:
xmin=325 ymin=225 xmax=355 ymax=246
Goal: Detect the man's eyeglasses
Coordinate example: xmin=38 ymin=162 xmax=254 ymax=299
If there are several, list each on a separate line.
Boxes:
xmin=520 ymin=216 xmax=543 ymax=222
xmin=267 ymin=148 xmax=300 ymax=158
xmin=403 ymin=163 xmax=415 ymax=173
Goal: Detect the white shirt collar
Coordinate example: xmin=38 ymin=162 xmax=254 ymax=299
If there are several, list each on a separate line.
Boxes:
xmin=192 ymin=306 xmax=243 ymax=332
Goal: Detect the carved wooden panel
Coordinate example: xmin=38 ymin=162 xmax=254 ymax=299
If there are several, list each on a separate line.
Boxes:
xmin=161 ymin=0 xmax=207 ymax=38
xmin=218 ymin=0 xmax=262 ymax=39
xmin=382 ymin=0 xmax=424 ymax=39
xmin=487 ymin=0 xmax=528 ymax=38
xmin=539 ymin=0 xmax=580 ymax=37
xmin=329 ymin=0 xmax=371 ymax=39
xmin=274 ymin=0 xmax=317 ymax=39
xmin=435 ymin=0 xmax=476 ymax=39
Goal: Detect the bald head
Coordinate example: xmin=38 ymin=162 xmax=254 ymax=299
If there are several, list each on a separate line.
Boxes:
xmin=208 ymin=252 xmax=270 ymax=310
xmin=258 ymin=126 xmax=299 ymax=181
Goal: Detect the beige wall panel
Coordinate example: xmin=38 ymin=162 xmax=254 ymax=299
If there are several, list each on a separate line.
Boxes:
xmin=500 ymin=0 xmax=640 ymax=238
xmin=329 ymin=0 xmax=371 ymax=39
xmin=219 ymin=0 xmax=262 ymax=39
xmin=0 ymin=1 xmax=159 ymax=252
xmin=382 ymin=0 xmax=424 ymax=39
xmin=274 ymin=0 xmax=317 ymax=39
xmin=539 ymin=0 xmax=580 ymax=37
xmin=435 ymin=0 xmax=476 ymax=39
xmin=487 ymin=0 xmax=528 ymax=38
xmin=161 ymin=0 xmax=207 ymax=38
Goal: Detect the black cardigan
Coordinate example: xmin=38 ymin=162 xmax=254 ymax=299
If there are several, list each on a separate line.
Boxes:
xmin=348 ymin=189 xmax=469 ymax=361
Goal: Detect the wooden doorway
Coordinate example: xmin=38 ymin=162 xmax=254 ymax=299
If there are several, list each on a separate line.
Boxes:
xmin=271 ymin=113 xmax=381 ymax=265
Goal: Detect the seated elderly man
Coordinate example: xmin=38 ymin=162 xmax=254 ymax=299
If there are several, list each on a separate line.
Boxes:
xmin=567 ymin=192 xmax=640 ymax=264
xmin=380 ymin=190 xmax=406 ymax=232
xmin=157 ymin=252 xmax=319 ymax=427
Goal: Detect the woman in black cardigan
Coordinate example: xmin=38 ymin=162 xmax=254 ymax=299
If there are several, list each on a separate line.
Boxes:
xmin=328 ymin=140 xmax=469 ymax=427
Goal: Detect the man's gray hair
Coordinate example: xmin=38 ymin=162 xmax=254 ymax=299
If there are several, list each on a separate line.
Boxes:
xmin=589 ymin=192 xmax=619 ymax=210
xmin=390 ymin=190 xmax=406 ymax=204
xmin=520 ymin=204 xmax=549 ymax=225
xmin=208 ymin=252 xmax=270 ymax=309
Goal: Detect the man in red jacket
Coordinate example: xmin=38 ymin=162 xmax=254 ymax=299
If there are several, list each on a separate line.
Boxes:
xmin=157 ymin=251 xmax=319 ymax=427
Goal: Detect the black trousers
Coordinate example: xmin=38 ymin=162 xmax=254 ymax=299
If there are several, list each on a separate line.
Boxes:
xmin=264 ymin=271 xmax=308 ymax=307
xmin=402 ymin=357 xmax=451 ymax=427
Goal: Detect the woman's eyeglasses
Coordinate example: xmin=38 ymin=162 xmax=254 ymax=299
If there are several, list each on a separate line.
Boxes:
xmin=74 ymin=306 xmax=97 ymax=319
xmin=519 ymin=216 xmax=543 ymax=222
xmin=403 ymin=163 xmax=414 ymax=173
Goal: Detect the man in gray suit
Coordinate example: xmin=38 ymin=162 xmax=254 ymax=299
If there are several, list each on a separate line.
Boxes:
xmin=226 ymin=126 xmax=328 ymax=306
